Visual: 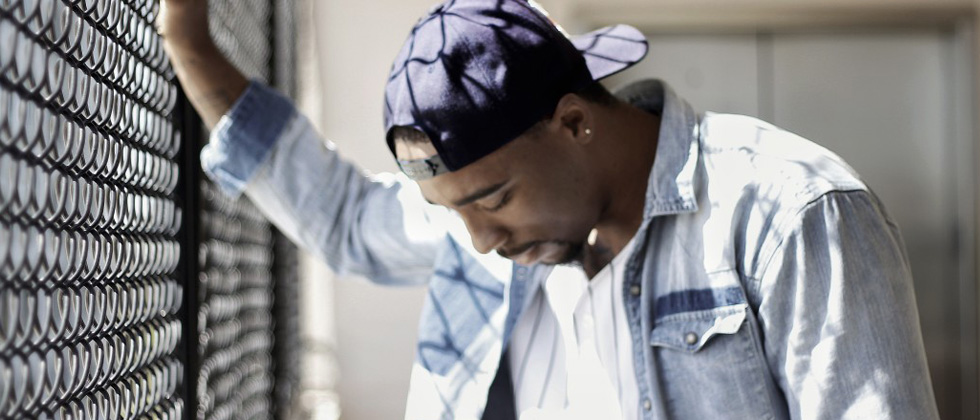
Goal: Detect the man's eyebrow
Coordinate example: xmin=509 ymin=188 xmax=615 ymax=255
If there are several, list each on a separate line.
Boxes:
xmin=452 ymin=181 xmax=507 ymax=207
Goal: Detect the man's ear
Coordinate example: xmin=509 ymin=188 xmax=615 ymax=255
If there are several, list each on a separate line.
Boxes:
xmin=553 ymin=93 xmax=594 ymax=144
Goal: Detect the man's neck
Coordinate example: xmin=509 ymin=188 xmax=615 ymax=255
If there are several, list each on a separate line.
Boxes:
xmin=583 ymin=104 xmax=661 ymax=278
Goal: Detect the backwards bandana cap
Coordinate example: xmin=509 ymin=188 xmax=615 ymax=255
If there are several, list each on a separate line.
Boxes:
xmin=384 ymin=0 xmax=649 ymax=180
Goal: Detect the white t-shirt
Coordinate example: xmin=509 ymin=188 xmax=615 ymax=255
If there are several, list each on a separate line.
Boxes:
xmin=508 ymin=237 xmax=640 ymax=420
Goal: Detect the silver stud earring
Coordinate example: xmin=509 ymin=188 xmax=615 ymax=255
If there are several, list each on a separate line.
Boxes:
xmin=584 ymin=128 xmax=592 ymax=136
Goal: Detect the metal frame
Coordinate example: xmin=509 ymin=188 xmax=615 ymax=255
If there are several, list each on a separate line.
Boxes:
xmin=950 ymin=19 xmax=978 ymax=420
xmin=177 ymin=84 xmax=204 ymax=420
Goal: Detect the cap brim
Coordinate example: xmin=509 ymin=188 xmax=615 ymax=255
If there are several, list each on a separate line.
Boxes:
xmin=570 ymin=24 xmax=649 ymax=81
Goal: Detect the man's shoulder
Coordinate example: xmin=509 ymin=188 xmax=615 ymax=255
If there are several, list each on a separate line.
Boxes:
xmin=686 ymin=112 xmax=883 ymax=291
xmin=698 ymin=112 xmax=867 ymax=208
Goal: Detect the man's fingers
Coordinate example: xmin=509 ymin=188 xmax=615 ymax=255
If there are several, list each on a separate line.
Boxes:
xmin=158 ymin=0 xmax=210 ymax=50
xmin=161 ymin=0 xmax=203 ymax=7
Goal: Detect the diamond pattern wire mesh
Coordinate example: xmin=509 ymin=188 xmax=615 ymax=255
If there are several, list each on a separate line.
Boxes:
xmin=0 ymin=0 xmax=300 ymax=419
xmin=196 ymin=1 xmax=299 ymax=420
xmin=196 ymin=181 xmax=275 ymax=420
xmin=0 ymin=0 xmax=184 ymax=418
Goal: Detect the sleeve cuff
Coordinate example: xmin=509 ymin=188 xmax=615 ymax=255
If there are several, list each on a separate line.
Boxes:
xmin=201 ymin=80 xmax=297 ymax=198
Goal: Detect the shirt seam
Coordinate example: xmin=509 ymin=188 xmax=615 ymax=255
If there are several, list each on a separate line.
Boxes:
xmin=751 ymin=188 xmax=871 ymax=298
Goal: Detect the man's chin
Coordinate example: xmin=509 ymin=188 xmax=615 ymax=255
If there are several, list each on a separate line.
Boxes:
xmin=554 ymin=243 xmax=585 ymax=265
xmin=499 ymin=240 xmax=584 ymax=266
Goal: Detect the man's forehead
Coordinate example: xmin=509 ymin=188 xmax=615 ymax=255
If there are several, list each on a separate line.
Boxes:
xmin=417 ymin=161 xmax=511 ymax=208
xmin=393 ymin=132 xmax=517 ymax=206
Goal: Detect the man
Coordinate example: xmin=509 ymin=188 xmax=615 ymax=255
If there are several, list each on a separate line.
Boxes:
xmin=160 ymin=0 xmax=940 ymax=418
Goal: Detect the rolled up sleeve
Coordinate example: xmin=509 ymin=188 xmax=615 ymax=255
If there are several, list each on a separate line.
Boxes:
xmin=198 ymin=80 xmax=450 ymax=286
xmin=201 ymin=81 xmax=296 ymax=198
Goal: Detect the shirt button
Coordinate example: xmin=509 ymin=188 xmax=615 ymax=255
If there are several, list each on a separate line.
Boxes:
xmin=685 ymin=332 xmax=699 ymax=345
xmin=629 ymin=284 xmax=641 ymax=296
xmin=643 ymin=399 xmax=652 ymax=411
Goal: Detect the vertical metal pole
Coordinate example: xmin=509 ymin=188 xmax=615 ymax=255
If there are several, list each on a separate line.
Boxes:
xmin=175 ymin=84 xmax=204 ymax=420
xmin=952 ymin=19 xmax=979 ymax=420
xmin=266 ymin=4 xmax=283 ymax=419
xmin=269 ymin=2 xmax=303 ymax=419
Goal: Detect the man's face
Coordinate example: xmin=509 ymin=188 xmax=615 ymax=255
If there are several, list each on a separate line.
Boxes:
xmin=397 ymin=125 xmax=601 ymax=266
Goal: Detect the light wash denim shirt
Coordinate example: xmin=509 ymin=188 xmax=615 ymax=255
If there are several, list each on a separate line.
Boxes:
xmin=202 ymin=79 xmax=940 ymax=420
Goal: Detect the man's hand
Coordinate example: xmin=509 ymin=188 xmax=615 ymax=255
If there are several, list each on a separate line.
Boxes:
xmin=158 ymin=0 xmax=211 ymax=53
xmin=159 ymin=0 xmax=248 ymax=130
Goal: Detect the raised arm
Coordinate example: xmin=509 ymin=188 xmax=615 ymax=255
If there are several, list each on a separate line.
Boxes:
xmin=159 ymin=0 xmax=249 ymax=129
xmin=158 ymin=1 xmax=449 ymax=285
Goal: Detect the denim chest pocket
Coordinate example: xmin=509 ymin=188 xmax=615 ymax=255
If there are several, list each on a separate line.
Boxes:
xmin=650 ymin=304 xmax=747 ymax=352
xmin=649 ymin=303 xmax=783 ymax=420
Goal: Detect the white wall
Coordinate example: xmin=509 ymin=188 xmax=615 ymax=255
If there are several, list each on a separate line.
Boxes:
xmin=303 ymin=1 xmax=452 ymax=419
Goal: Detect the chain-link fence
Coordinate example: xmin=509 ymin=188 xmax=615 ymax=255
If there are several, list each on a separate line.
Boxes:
xmin=0 ymin=0 xmax=300 ymax=419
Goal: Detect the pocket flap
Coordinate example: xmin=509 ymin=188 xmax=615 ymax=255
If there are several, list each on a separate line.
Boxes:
xmin=650 ymin=304 xmax=748 ymax=352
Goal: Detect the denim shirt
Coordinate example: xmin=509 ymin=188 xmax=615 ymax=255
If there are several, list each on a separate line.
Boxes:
xmin=202 ymin=79 xmax=939 ymax=420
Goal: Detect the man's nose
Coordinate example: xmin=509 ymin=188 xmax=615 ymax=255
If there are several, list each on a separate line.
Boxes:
xmin=462 ymin=215 xmax=508 ymax=254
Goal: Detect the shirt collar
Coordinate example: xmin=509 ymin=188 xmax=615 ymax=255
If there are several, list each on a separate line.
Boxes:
xmin=615 ymin=79 xmax=701 ymax=219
